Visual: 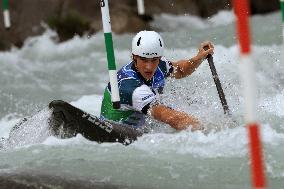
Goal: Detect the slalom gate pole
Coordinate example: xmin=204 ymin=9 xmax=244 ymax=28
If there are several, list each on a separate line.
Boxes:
xmin=100 ymin=0 xmax=120 ymax=109
xmin=136 ymin=0 xmax=152 ymax=21
xmin=137 ymin=0 xmax=145 ymax=15
xmin=233 ymin=0 xmax=266 ymax=188
xmin=281 ymin=0 xmax=284 ymax=41
xmin=2 ymin=0 xmax=11 ymax=29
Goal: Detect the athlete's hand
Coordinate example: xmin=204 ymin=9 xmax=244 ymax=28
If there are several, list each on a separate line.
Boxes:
xmin=196 ymin=41 xmax=214 ymax=62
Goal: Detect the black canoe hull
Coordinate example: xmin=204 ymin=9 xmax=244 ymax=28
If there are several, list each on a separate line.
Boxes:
xmin=48 ymin=100 xmax=143 ymax=145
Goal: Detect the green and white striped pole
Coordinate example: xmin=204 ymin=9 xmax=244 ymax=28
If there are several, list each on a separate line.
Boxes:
xmin=100 ymin=0 xmax=120 ymax=109
xmin=2 ymin=0 xmax=11 ymax=29
xmin=281 ymin=0 xmax=284 ymax=41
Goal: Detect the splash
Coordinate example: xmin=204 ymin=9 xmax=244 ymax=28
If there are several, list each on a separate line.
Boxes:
xmin=1 ymin=108 xmax=52 ymax=150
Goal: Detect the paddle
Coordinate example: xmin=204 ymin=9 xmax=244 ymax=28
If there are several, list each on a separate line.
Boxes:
xmin=204 ymin=46 xmax=231 ymax=115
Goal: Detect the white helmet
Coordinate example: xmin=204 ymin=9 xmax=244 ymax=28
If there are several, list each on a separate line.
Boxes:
xmin=132 ymin=31 xmax=164 ymax=58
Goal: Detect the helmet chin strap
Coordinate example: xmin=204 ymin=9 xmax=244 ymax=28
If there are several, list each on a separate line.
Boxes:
xmin=132 ymin=54 xmax=138 ymax=69
xmin=132 ymin=57 xmax=139 ymax=72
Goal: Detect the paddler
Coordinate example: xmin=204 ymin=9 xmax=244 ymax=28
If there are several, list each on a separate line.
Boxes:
xmin=100 ymin=30 xmax=214 ymax=131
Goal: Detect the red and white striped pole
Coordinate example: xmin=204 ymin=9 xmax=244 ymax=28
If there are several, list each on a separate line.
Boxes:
xmin=233 ymin=0 xmax=266 ymax=188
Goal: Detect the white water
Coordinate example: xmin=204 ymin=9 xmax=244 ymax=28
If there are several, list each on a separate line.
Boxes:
xmin=0 ymin=11 xmax=284 ymax=188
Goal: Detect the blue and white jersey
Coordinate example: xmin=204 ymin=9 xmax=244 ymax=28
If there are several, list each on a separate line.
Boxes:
xmin=100 ymin=57 xmax=173 ymax=128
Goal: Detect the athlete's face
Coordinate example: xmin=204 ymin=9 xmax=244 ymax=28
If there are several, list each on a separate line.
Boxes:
xmin=134 ymin=55 xmax=161 ymax=80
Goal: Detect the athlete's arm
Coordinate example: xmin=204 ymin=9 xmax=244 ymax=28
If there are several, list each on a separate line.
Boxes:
xmin=149 ymin=104 xmax=201 ymax=131
xmin=171 ymin=41 xmax=214 ymax=79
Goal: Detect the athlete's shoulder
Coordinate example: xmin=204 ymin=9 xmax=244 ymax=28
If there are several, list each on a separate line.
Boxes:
xmin=117 ymin=76 xmax=144 ymax=106
xmin=116 ymin=61 xmax=136 ymax=81
xmin=158 ymin=56 xmax=173 ymax=76
xmin=119 ymin=76 xmax=142 ymax=94
xmin=160 ymin=56 xmax=172 ymax=64
xmin=118 ymin=61 xmax=143 ymax=83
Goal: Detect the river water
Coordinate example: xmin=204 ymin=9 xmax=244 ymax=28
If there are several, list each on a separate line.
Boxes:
xmin=0 ymin=10 xmax=283 ymax=188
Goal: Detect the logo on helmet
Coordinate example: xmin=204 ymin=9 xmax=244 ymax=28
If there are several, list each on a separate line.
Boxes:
xmin=143 ymin=52 xmax=158 ymax=56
